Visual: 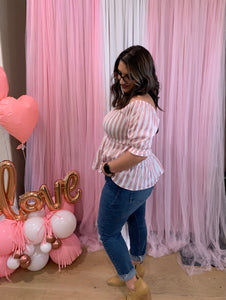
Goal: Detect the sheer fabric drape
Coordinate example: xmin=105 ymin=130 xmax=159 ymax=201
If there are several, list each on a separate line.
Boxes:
xmin=101 ymin=0 xmax=147 ymax=112
xmin=145 ymin=0 xmax=226 ymax=274
xmin=25 ymin=0 xmax=105 ymax=251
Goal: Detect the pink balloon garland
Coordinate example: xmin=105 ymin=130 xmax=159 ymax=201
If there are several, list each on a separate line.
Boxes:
xmin=0 ymin=66 xmax=82 ymax=279
xmin=0 ymin=161 xmax=82 ymax=281
xmin=0 ymin=207 xmax=82 ymax=280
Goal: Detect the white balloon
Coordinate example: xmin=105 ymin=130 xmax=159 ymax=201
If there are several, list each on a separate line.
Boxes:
xmin=24 ymin=217 xmax=45 ymax=244
xmin=7 ymin=256 xmax=20 ymax=270
xmin=51 ymin=210 xmax=77 ymax=238
xmin=40 ymin=242 xmax=52 ymax=253
xmin=27 ymin=208 xmax=45 ymax=219
xmin=28 ymin=246 xmax=49 ymax=271
xmin=24 ymin=244 xmax=35 ymax=256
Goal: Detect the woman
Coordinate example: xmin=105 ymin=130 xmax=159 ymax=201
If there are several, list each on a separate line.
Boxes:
xmin=93 ymin=45 xmax=164 ymax=300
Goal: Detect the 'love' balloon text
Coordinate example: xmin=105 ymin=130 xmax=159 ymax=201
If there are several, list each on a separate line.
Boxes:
xmin=0 ymin=160 xmax=81 ymax=221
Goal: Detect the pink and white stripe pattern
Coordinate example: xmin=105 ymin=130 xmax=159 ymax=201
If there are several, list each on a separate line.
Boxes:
xmin=93 ymin=100 xmax=164 ymax=190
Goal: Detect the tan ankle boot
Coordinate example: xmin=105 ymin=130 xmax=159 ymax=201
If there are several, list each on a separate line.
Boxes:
xmin=118 ymin=277 xmax=151 ymax=300
xmin=135 ymin=264 xmax=145 ymax=278
xmin=107 ymin=264 xmax=145 ymax=287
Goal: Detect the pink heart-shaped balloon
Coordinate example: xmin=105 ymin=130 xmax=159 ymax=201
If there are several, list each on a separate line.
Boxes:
xmin=0 ymin=67 xmax=9 ymax=100
xmin=0 ymin=95 xmax=39 ymax=145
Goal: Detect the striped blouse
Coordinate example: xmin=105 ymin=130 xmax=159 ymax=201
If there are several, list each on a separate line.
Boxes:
xmin=93 ymin=99 xmax=164 ymax=190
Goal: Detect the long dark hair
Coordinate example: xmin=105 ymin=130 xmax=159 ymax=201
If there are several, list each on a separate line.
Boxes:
xmin=111 ymin=45 xmax=161 ymax=110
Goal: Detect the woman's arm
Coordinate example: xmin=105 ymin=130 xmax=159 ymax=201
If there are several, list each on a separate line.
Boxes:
xmin=101 ymin=151 xmax=146 ymax=176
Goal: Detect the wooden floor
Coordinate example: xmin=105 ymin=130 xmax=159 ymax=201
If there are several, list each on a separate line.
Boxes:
xmin=0 ymin=249 xmax=225 ymax=300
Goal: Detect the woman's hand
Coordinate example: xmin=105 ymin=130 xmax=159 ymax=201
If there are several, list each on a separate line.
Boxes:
xmin=101 ymin=152 xmax=146 ymax=177
xmin=105 ymin=152 xmax=146 ymax=174
xmin=101 ymin=162 xmax=113 ymax=177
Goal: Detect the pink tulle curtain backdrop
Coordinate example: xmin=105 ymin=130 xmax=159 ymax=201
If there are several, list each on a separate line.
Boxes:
xmin=25 ymin=0 xmax=226 ymax=274
xmin=25 ymin=0 xmax=105 ymax=250
xmin=145 ymin=0 xmax=226 ymax=273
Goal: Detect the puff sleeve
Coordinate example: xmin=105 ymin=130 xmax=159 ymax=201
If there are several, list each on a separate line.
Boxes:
xmin=127 ymin=101 xmax=159 ymax=157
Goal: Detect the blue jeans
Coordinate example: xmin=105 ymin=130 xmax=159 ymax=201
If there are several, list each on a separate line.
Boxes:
xmin=97 ymin=176 xmax=153 ymax=281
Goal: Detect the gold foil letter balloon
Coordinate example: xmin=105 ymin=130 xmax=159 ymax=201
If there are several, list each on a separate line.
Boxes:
xmin=0 ymin=160 xmax=82 ymax=216
xmin=63 ymin=171 xmax=81 ymax=203
xmin=19 ymin=191 xmax=44 ymax=213
xmin=0 ymin=161 xmax=25 ymax=220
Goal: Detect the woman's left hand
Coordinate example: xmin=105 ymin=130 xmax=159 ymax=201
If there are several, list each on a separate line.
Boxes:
xmin=101 ymin=163 xmax=113 ymax=177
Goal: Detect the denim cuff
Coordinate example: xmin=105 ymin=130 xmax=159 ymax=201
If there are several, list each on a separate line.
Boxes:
xmin=118 ymin=267 xmax=136 ymax=281
xmin=130 ymin=254 xmax=145 ymax=263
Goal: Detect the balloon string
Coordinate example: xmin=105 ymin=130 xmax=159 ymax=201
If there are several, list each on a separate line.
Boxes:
xmin=0 ymin=256 xmax=12 ymax=282
xmin=42 ymin=211 xmax=56 ymax=243
xmin=12 ymin=220 xmax=27 ymax=254
xmin=21 ymin=145 xmax=26 ymax=160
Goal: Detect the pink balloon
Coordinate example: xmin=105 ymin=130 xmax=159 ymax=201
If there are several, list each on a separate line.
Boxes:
xmin=0 ymin=67 xmax=9 ymax=101
xmin=60 ymin=199 xmax=75 ymax=213
xmin=45 ymin=195 xmax=75 ymax=215
xmin=50 ymin=233 xmax=82 ymax=268
xmin=0 ymin=255 xmax=16 ymax=279
xmin=0 ymin=220 xmax=14 ymax=256
xmin=0 ymin=95 xmax=39 ymax=145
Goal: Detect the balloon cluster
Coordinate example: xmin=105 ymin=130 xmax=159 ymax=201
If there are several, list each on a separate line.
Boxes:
xmin=0 ymin=67 xmax=39 ymax=148
xmin=0 ymin=160 xmax=82 ymax=280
